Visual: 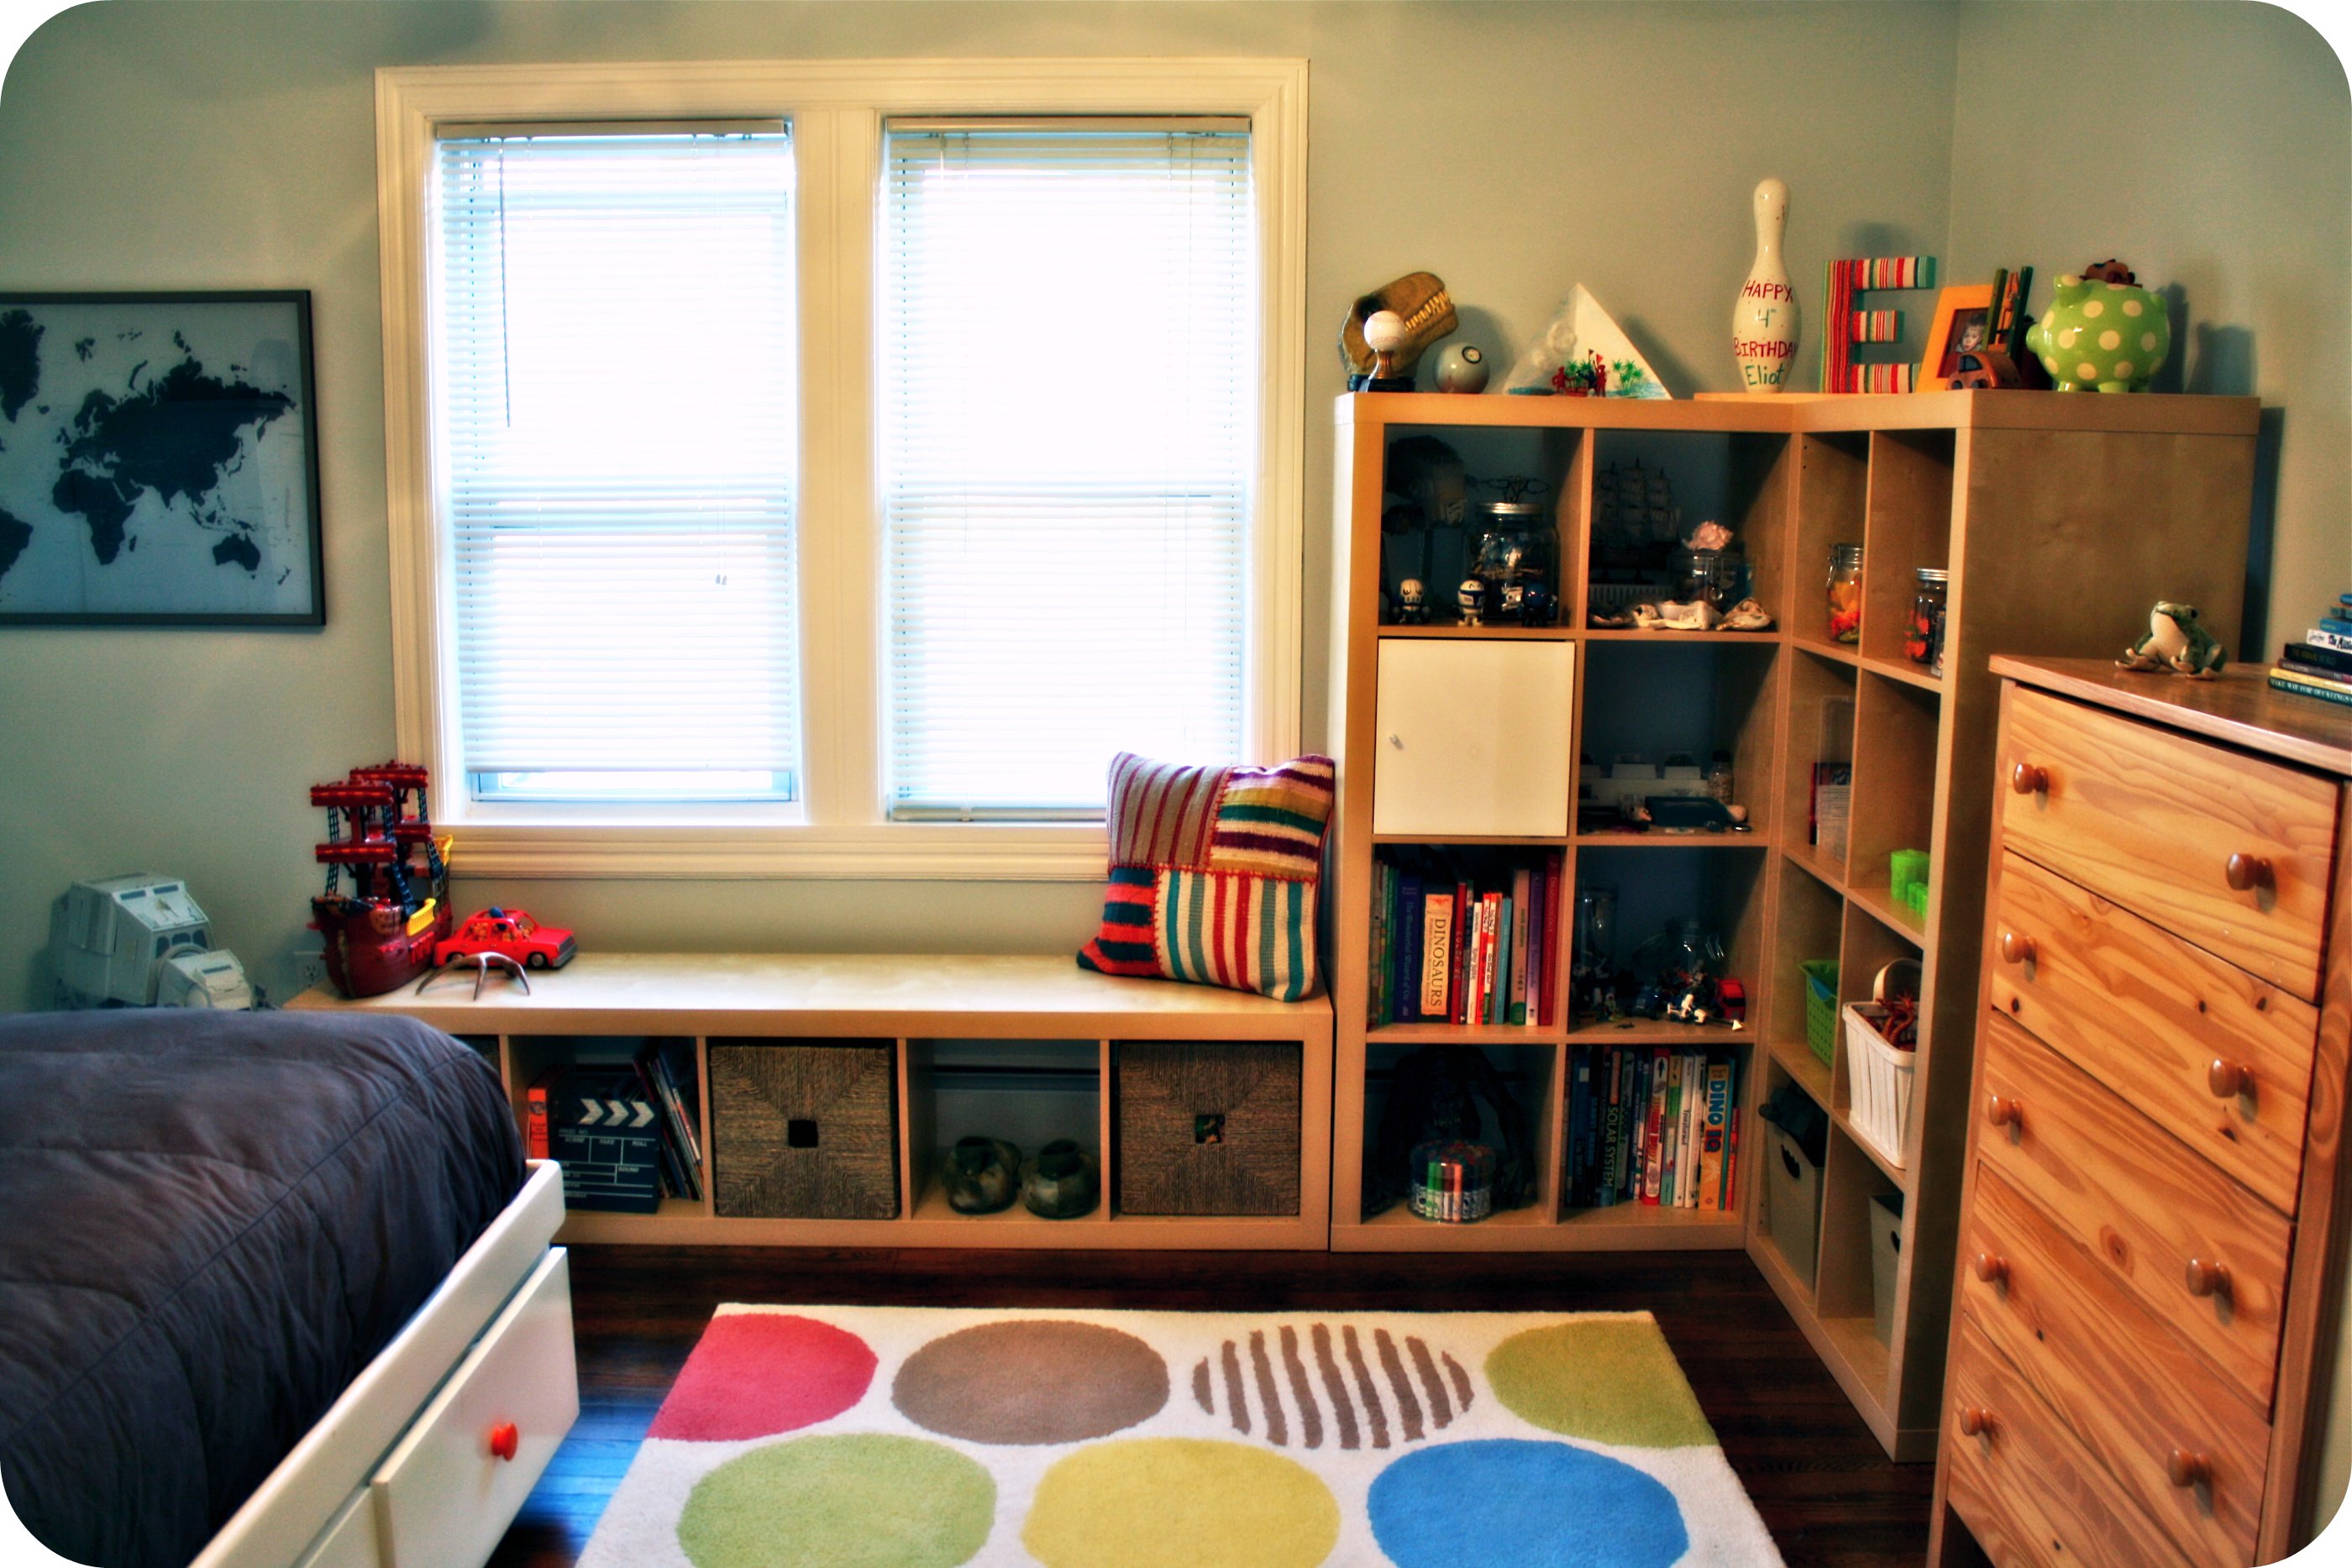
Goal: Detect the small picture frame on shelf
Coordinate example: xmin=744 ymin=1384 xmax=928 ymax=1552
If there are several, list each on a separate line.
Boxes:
xmin=1916 ymin=284 xmax=1998 ymax=391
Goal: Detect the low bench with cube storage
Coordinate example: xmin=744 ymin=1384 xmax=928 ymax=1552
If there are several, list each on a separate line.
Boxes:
xmin=294 ymin=952 xmax=1332 ymax=1250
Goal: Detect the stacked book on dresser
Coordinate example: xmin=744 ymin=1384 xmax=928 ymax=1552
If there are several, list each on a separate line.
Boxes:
xmin=2269 ymin=591 xmax=2352 ymax=707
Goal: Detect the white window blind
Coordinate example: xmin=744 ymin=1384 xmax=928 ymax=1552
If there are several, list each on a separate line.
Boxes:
xmin=879 ymin=123 xmax=1255 ymax=819
xmin=433 ymin=129 xmax=801 ymax=802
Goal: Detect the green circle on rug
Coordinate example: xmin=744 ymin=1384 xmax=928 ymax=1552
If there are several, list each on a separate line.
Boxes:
xmin=1023 ymin=1437 xmax=1338 ymax=1568
xmin=677 ymin=1434 xmax=994 ymax=1568
xmin=1485 ymin=1320 xmax=1715 ymax=1449
xmin=895 ymin=1319 xmax=1168 ymax=1445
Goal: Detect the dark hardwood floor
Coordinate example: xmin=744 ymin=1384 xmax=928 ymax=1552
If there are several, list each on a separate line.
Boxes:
xmin=489 ymin=1245 xmax=1934 ymax=1567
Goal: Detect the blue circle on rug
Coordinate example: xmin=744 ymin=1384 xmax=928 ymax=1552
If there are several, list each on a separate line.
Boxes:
xmin=1368 ymin=1440 xmax=1688 ymax=1568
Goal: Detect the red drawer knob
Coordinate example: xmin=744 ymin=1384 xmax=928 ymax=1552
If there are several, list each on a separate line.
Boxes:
xmin=490 ymin=1422 xmax=519 ymax=1462
xmin=2168 ymin=1448 xmax=2212 ymax=1489
xmin=1985 ymin=1094 xmax=2022 ymax=1130
xmin=1972 ymin=1251 xmax=2009 ymax=1287
xmin=2186 ymin=1258 xmax=2233 ymax=1299
xmin=2208 ymin=1059 xmax=2253 ymax=1099
xmin=2010 ymin=762 xmax=2050 ymax=796
xmin=2225 ymin=853 xmax=2275 ymax=894
xmin=1957 ymin=1405 xmax=1995 ymax=1439
xmin=1998 ymin=931 xmax=2036 ymax=967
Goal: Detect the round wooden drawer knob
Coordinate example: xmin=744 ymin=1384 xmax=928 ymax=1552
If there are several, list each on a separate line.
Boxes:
xmin=1972 ymin=1251 xmax=2009 ymax=1286
xmin=1985 ymin=1094 xmax=2022 ymax=1130
xmin=490 ymin=1421 xmax=520 ymax=1462
xmin=1957 ymin=1406 xmax=1995 ymax=1439
xmin=2010 ymin=762 xmax=2050 ymax=796
xmin=2208 ymin=1059 xmax=2254 ymax=1099
xmin=2168 ymin=1448 xmax=2213 ymax=1489
xmin=2186 ymin=1258 xmax=2233 ymax=1299
xmin=2225 ymin=853 xmax=2275 ymax=894
xmin=1998 ymin=931 xmax=2036 ymax=966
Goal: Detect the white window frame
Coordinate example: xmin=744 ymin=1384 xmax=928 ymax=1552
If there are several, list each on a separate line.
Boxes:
xmin=375 ymin=59 xmax=1307 ymax=879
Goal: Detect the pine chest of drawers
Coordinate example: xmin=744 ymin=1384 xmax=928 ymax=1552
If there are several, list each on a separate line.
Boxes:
xmin=1932 ymin=659 xmax=2352 ymax=1567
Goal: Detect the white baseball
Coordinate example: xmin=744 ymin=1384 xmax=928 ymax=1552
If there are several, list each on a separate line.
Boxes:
xmin=1364 ymin=309 xmax=1410 ymax=354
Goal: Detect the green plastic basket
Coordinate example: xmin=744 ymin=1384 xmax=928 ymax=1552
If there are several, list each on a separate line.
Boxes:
xmin=1799 ymin=960 xmax=1840 ymax=1067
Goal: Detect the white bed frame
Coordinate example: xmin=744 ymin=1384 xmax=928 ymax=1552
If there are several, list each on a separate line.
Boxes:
xmin=189 ymin=1160 xmax=575 ymax=1568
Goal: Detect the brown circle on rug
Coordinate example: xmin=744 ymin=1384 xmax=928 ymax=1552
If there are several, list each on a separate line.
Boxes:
xmin=892 ymin=1319 xmax=1169 ymax=1445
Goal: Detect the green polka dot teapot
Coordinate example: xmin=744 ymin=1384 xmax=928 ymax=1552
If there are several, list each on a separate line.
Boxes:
xmin=2025 ymin=260 xmax=2169 ymax=391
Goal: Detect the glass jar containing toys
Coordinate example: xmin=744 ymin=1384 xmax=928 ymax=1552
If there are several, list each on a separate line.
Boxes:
xmin=1826 ymin=543 xmax=1863 ymax=643
xmin=1906 ymin=567 xmax=1949 ymax=677
xmin=1469 ymin=495 xmax=1559 ymax=626
xmin=1627 ymin=918 xmax=1729 ymax=1023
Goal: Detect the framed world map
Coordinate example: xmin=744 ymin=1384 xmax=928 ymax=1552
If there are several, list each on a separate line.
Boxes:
xmin=0 ymin=291 xmax=323 ymax=625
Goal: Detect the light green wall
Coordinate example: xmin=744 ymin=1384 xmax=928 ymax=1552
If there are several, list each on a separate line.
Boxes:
xmin=1948 ymin=0 xmax=2350 ymax=651
xmin=0 ymin=0 xmax=1960 ymax=1008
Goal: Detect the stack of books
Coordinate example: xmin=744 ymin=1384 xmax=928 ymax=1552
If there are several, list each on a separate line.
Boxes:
xmin=1561 ymin=1044 xmax=1741 ymax=1212
xmin=1368 ymin=847 xmax=1566 ymax=1029
xmin=2269 ymin=593 xmax=2352 ymax=707
xmin=527 ymin=1041 xmax=705 ymax=1212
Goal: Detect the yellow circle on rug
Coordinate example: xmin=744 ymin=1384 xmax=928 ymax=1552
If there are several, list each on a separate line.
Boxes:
xmin=1485 ymin=1320 xmax=1715 ymax=1448
xmin=677 ymin=1434 xmax=995 ymax=1568
xmin=1023 ymin=1437 xmax=1339 ymax=1568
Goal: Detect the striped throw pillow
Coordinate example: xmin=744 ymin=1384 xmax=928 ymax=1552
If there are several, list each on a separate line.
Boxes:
xmin=1077 ymin=752 xmax=1336 ymax=1001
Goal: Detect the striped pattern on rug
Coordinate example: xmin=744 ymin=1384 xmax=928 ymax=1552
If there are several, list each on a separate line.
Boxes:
xmin=1189 ymin=1324 xmax=1473 ymax=1450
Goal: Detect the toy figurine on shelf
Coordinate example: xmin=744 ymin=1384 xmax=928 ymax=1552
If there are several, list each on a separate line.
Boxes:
xmin=1552 ymin=351 xmax=1608 ymax=396
xmin=1457 ymin=578 xmax=1488 ymax=627
xmin=308 ymin=761 xmax=454 ymax=998
xmin=1518 ymin=581 xmax=1559 ymax=627
xmin=1395 ymin=578 xmax=1429 ymax=625
xmin=2118 ymin=600 xmax=2227 ymax=678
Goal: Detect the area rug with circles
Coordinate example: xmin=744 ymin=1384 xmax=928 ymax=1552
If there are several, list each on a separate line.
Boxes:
xmin=577 ymin=1304 xmax=1785 ymax=1568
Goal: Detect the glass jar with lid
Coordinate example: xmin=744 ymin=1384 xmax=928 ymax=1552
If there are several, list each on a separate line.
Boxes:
xmin=1907 ymin=567 xmax=1949 ymax=676
xmin=1471 ymin=499 xmax=1559 ymax=624
xmin=1826 ymin=543 xmax=1863 ymax=643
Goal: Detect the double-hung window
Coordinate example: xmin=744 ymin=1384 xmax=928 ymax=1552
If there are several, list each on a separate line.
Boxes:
xmin=380 ymin=62 xmax=1305 ymax=877
xmin=435 ymin=128 xmax=801 ymax=806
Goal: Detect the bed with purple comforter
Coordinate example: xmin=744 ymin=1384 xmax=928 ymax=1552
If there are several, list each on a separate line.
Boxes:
xmin=0 ymin=1009 xmax=524 ymax=1568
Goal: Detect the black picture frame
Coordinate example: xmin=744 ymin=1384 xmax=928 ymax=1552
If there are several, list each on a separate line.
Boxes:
xmin=0 ymin=290 xmax=324 ymax=627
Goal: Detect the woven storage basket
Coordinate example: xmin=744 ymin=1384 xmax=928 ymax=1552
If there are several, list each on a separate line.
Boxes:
xmin=711 ymin=1038 xmax=900 ymax=1219
xmin=1841 ymin=1003 xmax=1915 ymax=1170
xmin=1115 ymin=1041 xmax=1302 ymax=1216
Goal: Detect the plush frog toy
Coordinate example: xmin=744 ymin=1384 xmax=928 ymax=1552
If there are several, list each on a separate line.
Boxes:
xmin=2118 ymin=601 xmax=2227 ymax=678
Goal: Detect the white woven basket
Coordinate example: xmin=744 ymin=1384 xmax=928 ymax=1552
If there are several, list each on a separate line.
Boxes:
xmin=1842 ymin=1001 xmax=1915 ymax=1170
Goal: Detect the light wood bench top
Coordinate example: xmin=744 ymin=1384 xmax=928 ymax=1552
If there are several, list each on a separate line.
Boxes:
xmin=288 ymin=952 xmax=1331 ymax=1041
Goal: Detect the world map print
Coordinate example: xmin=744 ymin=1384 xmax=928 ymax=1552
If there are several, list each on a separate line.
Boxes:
xmin=0 ymin=296 xmax=318 ymax=621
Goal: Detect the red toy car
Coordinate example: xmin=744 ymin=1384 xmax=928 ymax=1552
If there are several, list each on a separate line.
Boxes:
xmin=435 ymin=907 xmax=576 ymax=970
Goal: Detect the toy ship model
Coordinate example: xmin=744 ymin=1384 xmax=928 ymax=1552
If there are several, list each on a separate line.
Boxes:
xmin=308 ymin=761 xmax=453 ymax=997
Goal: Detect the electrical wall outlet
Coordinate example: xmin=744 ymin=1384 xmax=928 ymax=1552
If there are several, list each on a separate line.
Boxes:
xmin=289 ymin=949 xmax=330 ymax=995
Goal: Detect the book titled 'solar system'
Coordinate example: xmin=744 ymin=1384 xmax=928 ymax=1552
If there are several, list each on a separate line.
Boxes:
xmin=550 ymin=1067 xmax=665 ymax=1213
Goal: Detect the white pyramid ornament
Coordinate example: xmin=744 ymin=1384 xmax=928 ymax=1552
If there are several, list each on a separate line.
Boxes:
xmin=1502 ymin=284 xmax=1671 ymax=399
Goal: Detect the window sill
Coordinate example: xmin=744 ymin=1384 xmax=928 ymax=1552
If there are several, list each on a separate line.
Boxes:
xmin=438 ymin=822 xmax=1110 ymax=881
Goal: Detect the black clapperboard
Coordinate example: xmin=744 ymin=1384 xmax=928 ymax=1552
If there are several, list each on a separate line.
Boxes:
xmin=549 ymin=1066 xmax=664 ymax=1213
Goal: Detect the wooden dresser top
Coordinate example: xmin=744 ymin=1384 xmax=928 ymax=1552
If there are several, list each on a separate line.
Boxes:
xmin=1992 ymin=657 xmax=2352 ymax=778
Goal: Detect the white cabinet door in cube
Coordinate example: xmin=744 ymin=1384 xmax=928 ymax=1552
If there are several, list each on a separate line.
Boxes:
xmin=1373 ymin=639 xmax=1575 ymax=838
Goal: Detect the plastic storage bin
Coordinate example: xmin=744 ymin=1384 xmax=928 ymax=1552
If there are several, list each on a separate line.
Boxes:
xmin=1762 ymin=1121 xmax=1824 ymax=1282
xmin=1798 ymin=959 xmax=1839 ymax=1067
xmin=1870 ymin=1191 xmax=1904 ymax=1346
xmin=1842 ymin=1002 xmax=1917 ymax=1170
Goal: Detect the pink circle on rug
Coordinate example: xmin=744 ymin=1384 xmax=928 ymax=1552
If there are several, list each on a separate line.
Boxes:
xmin=648 ymin=1314 xmax=878 ymax=1441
